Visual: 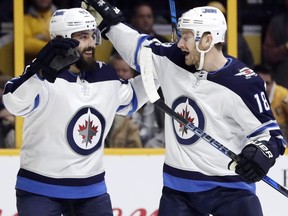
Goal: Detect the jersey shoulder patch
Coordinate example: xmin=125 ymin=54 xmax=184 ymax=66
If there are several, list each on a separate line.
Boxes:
xmin=208 ymin=57 xmax=262 ymax=95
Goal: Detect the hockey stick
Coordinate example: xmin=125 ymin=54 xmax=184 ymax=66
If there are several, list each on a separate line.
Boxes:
xmin=139 ymin=46 xmax=288 ymax=198
xmin=168 ymin=0 xmax=180 ymax=42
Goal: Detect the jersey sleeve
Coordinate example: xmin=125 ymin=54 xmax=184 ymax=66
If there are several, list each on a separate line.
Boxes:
xmin=213 ymin=66 xmax=285 ymax=156
xmin=236 ymin=79 xmax=286 ymax=156
xmin=2 ymin=66 xmax=46 ymax=116
xmin=106 ymin=23 xmax=195 ymax=81
xmin=95 ymin=62 xmax=147 ymax=116
xmin=116 ymin=75 xmax=153 ymax=116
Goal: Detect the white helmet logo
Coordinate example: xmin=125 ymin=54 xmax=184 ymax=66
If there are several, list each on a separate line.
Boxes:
xmin=201 ymin=8 xmax=217 ymax=13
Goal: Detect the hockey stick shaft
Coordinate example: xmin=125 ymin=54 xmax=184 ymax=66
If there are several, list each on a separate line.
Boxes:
xmin=139 ymin=47 xmax=288 ymax=198
xmin=168 ymin=0 xmax=180 ymax=42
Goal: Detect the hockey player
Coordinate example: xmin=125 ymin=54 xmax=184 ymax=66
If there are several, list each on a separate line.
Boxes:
xmin=84 ymin=1 xmax=286 ymax=215
xmin=3 ymin=8 xmax=148 ymax=216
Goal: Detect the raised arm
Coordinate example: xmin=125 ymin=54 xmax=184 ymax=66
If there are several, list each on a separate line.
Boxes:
xmin=84 ymin=0 xmax=193 ymax=73
xmin=3 ymin=37 xmax=79 ymax=116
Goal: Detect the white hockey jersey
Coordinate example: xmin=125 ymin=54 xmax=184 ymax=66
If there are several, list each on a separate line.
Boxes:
xmin=3 ymin=61 xmax=147 ymax=198
xmin=107 ymin=23 xmax=286 ymax=193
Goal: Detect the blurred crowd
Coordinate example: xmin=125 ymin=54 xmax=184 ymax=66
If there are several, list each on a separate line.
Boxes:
xmin=1 ymin=0 xmax=288 ymax=148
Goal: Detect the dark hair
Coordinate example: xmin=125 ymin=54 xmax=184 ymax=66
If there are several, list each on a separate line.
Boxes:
xmin=110 ymin=52 xmax=124 ymax=63
xmin=253 ymin=64 xmax=275 ymax=80
xmin=131 ymin=1 xmax=154 ymax=18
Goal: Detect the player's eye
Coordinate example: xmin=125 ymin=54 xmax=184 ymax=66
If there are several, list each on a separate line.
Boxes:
xmin=182 ymin=37 xmax=188 ymax=42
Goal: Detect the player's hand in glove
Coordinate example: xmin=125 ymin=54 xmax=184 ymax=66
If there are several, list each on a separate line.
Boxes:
xmin=228 ymin=140 xmax=276 ymax=183
xmin=83 ymin=0 xmax=125 ymax=37
xmin=81 ymin=1 xmax=103 ymax=27
xmin=30 ymin=37 xmax=80 ymax=83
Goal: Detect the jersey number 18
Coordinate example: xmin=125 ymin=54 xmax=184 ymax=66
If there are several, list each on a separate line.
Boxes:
xmin=254 ymin=91 xmax=270 ymax=113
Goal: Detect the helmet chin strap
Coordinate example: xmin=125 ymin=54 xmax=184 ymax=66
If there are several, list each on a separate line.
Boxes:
xmin=195 ymin=41 xmax=214 ymax=70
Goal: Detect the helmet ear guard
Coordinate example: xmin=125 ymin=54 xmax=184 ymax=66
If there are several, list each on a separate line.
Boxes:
xmin=50 ymin=8 xmax=101 ymax=45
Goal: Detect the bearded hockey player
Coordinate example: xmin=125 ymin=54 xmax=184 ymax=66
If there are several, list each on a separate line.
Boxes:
xmin=3 ymin=7 xmax=148 ymax=216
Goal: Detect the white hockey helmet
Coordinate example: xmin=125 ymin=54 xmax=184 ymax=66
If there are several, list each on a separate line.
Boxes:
xmin=178 ymin=6 xmax=227 ymax=44
xmin=50 ymin=8 xmax=100 ymax=44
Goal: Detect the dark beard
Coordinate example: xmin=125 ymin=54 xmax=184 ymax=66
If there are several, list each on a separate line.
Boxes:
xmin=75 ymin=49 xmax=96 ymax=71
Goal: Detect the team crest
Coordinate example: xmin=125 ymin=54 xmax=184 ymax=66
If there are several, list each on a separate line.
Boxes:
xmin=66 ymin=107 xmax=105 ymax=155
xmin=172 ymin=97 xmax=205 ymax=145
xmin=235 ymin=67 xmax=256 ymax=79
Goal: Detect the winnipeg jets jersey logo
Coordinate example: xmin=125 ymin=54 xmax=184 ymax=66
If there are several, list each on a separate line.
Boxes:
xmin=235 ymin=67 xmax=256 ymax=79
xmin=78 ymin=114 xmax=98 ymax=146
xmin=172 ymin=97 xmax=205 ymax=145
xmin=177 ymin=105 xmax=195 ymax=136
xmin=67 ymin=107 xmax=105 ymax=155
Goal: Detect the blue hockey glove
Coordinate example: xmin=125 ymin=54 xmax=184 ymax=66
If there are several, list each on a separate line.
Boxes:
xmin=229 ymin=140 xmax=276 ymax=183
xmin=30 ymin=37 xmax=80 ymax=83
xmin=84 ymin=0 xmax=125 ymax=37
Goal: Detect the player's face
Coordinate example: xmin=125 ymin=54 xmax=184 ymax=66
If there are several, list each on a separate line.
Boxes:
xmin=177 ymin=30 xmax=200 ymax=66
xmin=132 ymin=5 xmax=154 ymax=34
xmin=33 ymin=0 xmax=52 ymax=11
xmin=112 ymin=59 xmax=135 ymax=80
xmin=72 ymin=30 xmax=96 ymax=71
xmin=258 ymin=73 xmax=273 ymax=96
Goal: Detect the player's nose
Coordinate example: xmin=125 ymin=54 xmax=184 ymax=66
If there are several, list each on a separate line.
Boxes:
xmin=177 ymin=38 xmax=184 ymax=49
xmin=87 ymin=36 xmax=96 ymax=48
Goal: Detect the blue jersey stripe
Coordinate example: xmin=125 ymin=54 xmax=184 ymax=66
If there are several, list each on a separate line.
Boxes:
xmin=247 ymin=121 xmax=279 ymax=138
xmin=163 ymin=163 xmax=256 ymax=193
xmin=164 ymin=164 xmax=243 ymax=182
xmin=127 ymin=86 xmax=138 ymax=115
xmin=16 ymin=176 xmax=107 ymax=199
xmin=3 ymin=66 xmax=37 ymax=94
xmin=116 ymin=86 xmax=138 ymax=115
xmin=134 ymin=35 xmax=150 ymax=72
xmin=18 ymin=168 xmax=105 ymax=186
xmin=163 ymin=173 xmax=256 ymax=193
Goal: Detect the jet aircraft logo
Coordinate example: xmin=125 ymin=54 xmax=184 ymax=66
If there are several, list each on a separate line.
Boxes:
xmin=67 ymin=107 xmax=105 ymax=155
xmin=235 ymin=67 xmax=256 ymax=79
